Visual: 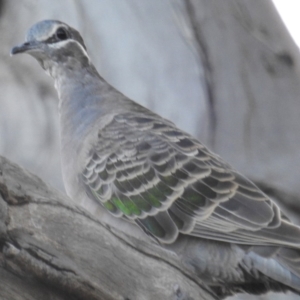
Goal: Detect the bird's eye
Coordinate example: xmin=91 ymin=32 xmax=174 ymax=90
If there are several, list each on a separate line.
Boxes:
xmin=55 ymin=28 xmax=68 ymax=41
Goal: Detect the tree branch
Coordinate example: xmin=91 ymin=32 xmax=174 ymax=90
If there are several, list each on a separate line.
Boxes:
xmin=0 ymin=156 xmax=216 ymax=300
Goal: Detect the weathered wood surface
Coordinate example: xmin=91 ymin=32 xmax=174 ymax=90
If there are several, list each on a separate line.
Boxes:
xmin=0 ymin=155 xmax=216 ymax=300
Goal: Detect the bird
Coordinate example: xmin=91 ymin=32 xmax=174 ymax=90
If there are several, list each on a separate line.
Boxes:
xmin=11 ymin=20 xmax=300 ymax=298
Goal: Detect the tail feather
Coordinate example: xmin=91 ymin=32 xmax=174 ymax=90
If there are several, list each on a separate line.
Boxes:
xmin=169 ymin=237 xmax=300 ymax=298
xmin=277 ymin=247 xmax=300 ymax=278
xmin=247 ymin=248 xmax=300 ymax=293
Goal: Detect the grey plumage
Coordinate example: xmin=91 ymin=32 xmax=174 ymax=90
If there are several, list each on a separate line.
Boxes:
xmin=11 ymin=20 xmax=300 ymax=298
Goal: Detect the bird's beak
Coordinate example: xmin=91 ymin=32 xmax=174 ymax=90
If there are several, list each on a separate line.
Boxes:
xmin=10 ymin=40 xmax=42 ymax=56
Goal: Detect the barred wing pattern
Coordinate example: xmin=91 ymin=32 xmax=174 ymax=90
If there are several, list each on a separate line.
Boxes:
xmin=82 ymin=112 xmax=299 ymax=245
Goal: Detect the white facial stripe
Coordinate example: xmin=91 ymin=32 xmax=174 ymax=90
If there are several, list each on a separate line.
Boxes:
xmin=50 ymin=39 xmax=91 ymax=62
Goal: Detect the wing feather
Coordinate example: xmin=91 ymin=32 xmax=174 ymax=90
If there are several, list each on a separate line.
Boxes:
xmin=82 ymin=112 xmax=300 ymax=247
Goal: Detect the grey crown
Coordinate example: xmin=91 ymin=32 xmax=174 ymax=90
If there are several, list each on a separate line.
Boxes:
xmin=11 ymin=20 xmax=300 ymax=298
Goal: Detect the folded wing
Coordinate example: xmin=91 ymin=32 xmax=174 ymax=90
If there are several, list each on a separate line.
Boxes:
xmin=82 ymin=111 xmax=300 ymax=248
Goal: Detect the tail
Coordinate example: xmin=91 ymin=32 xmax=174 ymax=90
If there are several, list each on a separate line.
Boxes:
xmin=169 ymin=237 xmax=300 ymax=298
xmin=238 ymin=246 xmax=300 ymax=295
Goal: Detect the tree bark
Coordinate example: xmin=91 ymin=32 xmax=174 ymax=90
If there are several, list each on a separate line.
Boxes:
xmin=0 ymin=156 xmax=216 ymax=300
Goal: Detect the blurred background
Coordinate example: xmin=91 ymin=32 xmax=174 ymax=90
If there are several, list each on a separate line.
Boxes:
xmin=1 ymin=1 xmax=300 ymax=299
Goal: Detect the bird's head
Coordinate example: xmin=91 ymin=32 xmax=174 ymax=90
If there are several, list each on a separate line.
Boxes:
xmin=11 ymin=20 xmax=90 ymax=75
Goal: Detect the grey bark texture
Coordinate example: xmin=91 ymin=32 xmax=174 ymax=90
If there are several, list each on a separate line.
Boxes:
xmin=1 ymin=0 xmax=300 ymax=299
xmin=0 ymin=155 xmax=216 ymax=300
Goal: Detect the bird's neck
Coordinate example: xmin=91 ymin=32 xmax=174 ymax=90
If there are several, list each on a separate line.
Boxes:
xmin=52 ymin=63 xmax=112 ymax=143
